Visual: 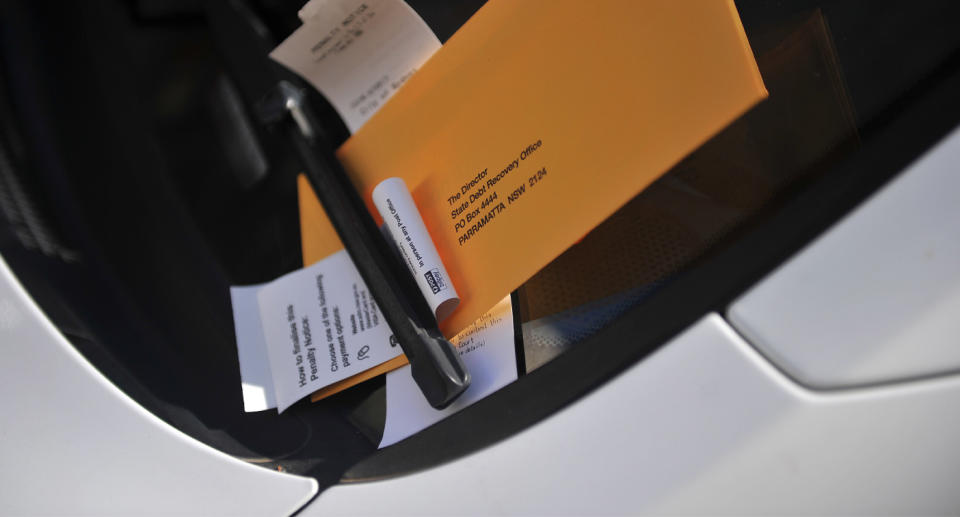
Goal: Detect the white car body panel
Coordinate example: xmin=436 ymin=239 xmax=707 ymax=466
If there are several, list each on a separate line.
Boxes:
xmin=0 ymin=256 xmax=317 ymax=516
xmin=729 ymin=125 xmax=960 ymax=388
xmin=308 ymin=314 xmax=960 ymax=515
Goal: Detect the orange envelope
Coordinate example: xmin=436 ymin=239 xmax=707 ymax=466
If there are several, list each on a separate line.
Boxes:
xmin=303 ymin=0 xmax=766 ymax=399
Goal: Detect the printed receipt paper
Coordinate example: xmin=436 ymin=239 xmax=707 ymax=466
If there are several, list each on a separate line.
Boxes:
xmin=300 ymin=1 xmax=766 ymax=343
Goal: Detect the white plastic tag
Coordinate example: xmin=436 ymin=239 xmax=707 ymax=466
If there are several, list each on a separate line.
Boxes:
xmin=372 ymin=177 xmax=460 ymax=322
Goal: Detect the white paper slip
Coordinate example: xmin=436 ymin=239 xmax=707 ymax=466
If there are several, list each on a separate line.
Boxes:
xmin=230 ymin=284 xmax=276 ymax=412
xmin=271 ymin=0 xmax=441 ymax=133
xmin=373 ymin=177 xmax=460 ymax=322
xmin=232 ymin=250 xmax=404 ymax=413
xmin=380 ymin=296 xmax=517 ymax=448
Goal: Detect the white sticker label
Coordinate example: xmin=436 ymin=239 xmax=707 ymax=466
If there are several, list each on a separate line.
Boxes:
xmin=270 ymin=0 xmax=441 ymax=133
xmin=380 ymin=296 xmax=517 ymax=448
xmin=233 ymin=250 xmax=403 ymax=413
xmin=372 ymin=177 xmax=460 ymax=322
